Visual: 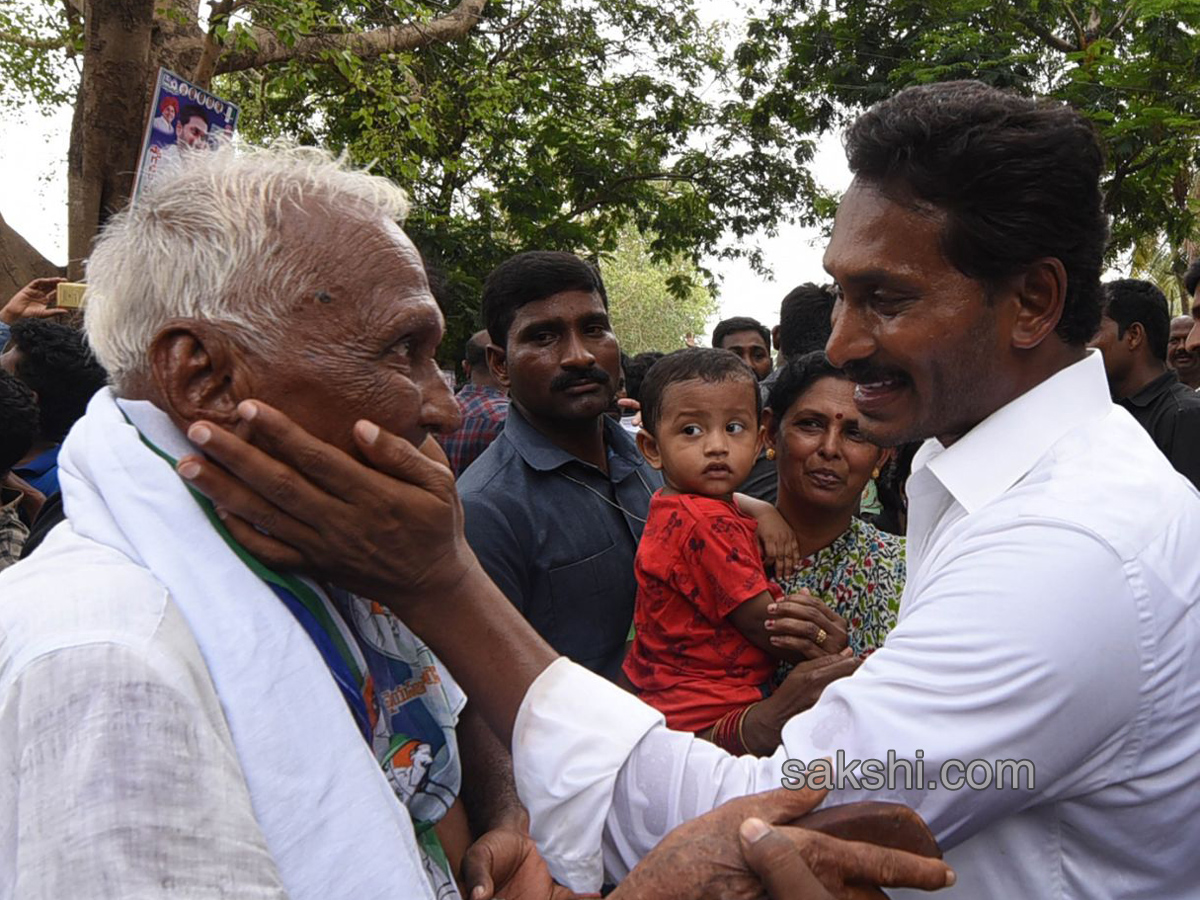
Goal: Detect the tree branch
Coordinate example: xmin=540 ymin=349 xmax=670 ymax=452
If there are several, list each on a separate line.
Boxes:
xmin=0 ymin=31 xmax=69 ymax=50
xmin=568 ymin=172 xmax=699 ymax=218
xmin=1014 ymin=17 xmax=1075 ymax=54
xmin=193 ymin=0 xmax=235 ymax=87
xmin=214 ymin=0 xmax=486 ymax=74
xmin=1105 ymin=2 xmax=1136 ymax=41
xmin=1061 ymin=1 xmax=1086 ymax=49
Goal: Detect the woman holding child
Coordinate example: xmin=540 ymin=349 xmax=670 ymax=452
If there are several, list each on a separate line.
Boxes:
xmin=763 ymin=351 xmax=905 ymax=663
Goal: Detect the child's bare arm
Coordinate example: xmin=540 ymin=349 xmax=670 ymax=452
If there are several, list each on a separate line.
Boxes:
xmin=733 ymin=494 xmax=801 ymax=578
xmin=728 ymin=590 xmax=849 ymax=663
xmin=727 ymin=592 xmax=807 ymax=663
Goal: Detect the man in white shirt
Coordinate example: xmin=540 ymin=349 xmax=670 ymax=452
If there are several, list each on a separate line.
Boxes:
xmin=186 ymin=80 xmax=1200 ymax=900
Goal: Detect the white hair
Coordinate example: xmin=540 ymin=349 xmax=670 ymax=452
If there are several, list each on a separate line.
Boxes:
xmin=84 ymin=143 xmax=410 ymax=393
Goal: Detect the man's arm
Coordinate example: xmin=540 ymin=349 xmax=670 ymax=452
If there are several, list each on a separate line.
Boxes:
xmin=0 ymin=642 xmax=287 ymax=898
xmin=178 ymin=406 xmax=1142 ymax=868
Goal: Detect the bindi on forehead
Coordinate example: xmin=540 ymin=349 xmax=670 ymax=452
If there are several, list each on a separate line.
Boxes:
xmin=315 ymin=290 xmax=334 ymax=304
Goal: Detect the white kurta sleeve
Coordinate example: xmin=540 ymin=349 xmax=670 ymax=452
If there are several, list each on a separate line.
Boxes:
xmin=0 ymin=642 xmax=289 ymax=899
xmin=512 ymin=658 xmax=783 ymax=890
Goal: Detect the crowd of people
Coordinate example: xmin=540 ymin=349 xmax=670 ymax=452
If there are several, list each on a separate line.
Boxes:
xmin=2 ymin=77 xmax=1200 ymax=899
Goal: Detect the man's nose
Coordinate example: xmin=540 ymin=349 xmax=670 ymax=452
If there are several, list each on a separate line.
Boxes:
xmin=1186 ymin=320 xmax=1200 ymax=355
xmin=561 ymin=329 xmax=596 ymax=369
xmin=421 ymin=369 xmax=462 ymax=435
xmin=824 ymin=298 xmax=874 ymax=369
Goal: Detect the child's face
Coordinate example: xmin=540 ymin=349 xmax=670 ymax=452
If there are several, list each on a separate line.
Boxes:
xmin=639 ymin=376 xmax=763 ymax=498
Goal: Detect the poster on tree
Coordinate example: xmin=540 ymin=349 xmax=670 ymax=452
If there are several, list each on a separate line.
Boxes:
xmin=133 ymin=67 xmax=240 ymax=198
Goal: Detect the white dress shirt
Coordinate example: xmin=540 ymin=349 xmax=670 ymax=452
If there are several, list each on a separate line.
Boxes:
xmin=512 ymin=351 xmax=1200 ymax=899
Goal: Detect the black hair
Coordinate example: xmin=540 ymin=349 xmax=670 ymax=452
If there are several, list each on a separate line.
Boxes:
xmin=778 ymin=283 xmax=835 ymax=358
xmin=463 ymin=331 xmax=489 ymax=369
xmin=844 ymin=80 xmax=1108 ymax=346
xmin=712 ymin=316 xmax=771 ymax=352
xmin=1185 ymin=258 xmax=1200 ymax=299
xmin=482 ymin=251 xmax=608 ymax=346
xmin=639 ymin=348 xmax=761 ymax=435
xmin=1100 ymin=279 xmax=1171 ymax=362
xmin=9 ymin=320 xmax=109 ymax=443
xmin=765 ymin=351 xmax=852 ymax=436
xmin=0 ymin=369 xmax=39 ymax=475
xmin=178 ymin=103 xmax=209 ymax=128
xmin=622 ymin=351 xmax=665 ymax=404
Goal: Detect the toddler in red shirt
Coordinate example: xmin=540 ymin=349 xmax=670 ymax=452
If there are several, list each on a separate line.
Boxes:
xmin=623 ymin=348 xmax=803 ymax=744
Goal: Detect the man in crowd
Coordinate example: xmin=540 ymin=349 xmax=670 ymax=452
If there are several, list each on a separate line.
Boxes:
xmin=0 ymin=318 xmax=108 ymax=498
xmin=776 ymin=284 xmax=836 ymax=367
xmin=1090 ymin=278 xmax=1200 ymax=487
xmin=437 ymin=330 xmax=509 ymax=476
xmin=0 ymin=145 xmax=947 ymax=900
xmin=195 ymin=81 xmax=1200 ymax=899
xmin=712 ymin=315 xmax=774 ymax=381
xmin=738 ymin=284 xmax=836 ymax=502
xmin=456 ymin=252 xmax=661 ymax=681
xmin=0 ymin=370 xmax=40 ymax=569
xmin=1168 ymin=314 xmax=1200 ymax=389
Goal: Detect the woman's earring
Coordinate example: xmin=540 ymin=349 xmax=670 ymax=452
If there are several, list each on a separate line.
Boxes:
xmin=871 ymin=466 xmax=881 ymax=479
xmin=766 ymin=448 xmax=776 ymax=461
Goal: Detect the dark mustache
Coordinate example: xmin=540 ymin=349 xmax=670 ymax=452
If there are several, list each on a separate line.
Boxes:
xmin=841 ymin=361 xmax=908 ymax=384
xmin=550 ymin=368 xmax=612 ymax=392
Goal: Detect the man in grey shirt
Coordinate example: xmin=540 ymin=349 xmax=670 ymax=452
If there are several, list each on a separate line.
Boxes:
xmin=457 ymin=251 xmax=661 ymax=681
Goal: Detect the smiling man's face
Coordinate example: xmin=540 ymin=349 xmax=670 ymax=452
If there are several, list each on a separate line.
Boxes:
xmin=822 ymin=179 xmax=1012 ymax=448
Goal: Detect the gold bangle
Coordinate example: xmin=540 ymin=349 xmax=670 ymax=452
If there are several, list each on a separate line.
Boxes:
xmin=738 ymin=701 xmax=762 ymax=756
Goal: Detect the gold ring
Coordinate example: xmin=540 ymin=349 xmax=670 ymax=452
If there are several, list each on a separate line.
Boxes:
xmin=815 ymin=628 xmax=827 ymax=646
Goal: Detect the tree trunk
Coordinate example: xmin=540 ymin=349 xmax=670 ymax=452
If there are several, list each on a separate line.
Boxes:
xmin=0 ymin=211 xmax=64 ymax=299
xmin=66 ymin=0 xmax=157 ymax=278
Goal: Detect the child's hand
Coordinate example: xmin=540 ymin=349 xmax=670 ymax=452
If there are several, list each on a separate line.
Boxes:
xmin=744 ymin=501 xmax=802 ymax=578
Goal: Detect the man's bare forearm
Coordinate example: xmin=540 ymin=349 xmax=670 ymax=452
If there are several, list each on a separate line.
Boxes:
xmin=399 ymin=563 xmax=559 ymax=747
xmin=458 ymin=703 xmax=528 ymax=835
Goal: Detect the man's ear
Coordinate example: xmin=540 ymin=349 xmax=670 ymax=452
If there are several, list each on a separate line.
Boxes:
xmin=636 ymin=428 xmax=664 ymax=469
xmin=1124 ymin=322 xmax=1146 ymax=352
xmin=772 ymin=325 xmax=781 ymax=352
xmin=1010 ymin=258 xmax=1068 ymax=351
xmin=148 ymin=321 xmax=246 ymax=428
xmin=487 ymin=343 xmax=509 ymax=389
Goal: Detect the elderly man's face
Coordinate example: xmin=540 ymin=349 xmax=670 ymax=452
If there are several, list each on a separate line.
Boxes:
xmin=238 ymin=213 xmax=460 ymax=455
xmin=823 ymin=180 xmax=1012 ymax=447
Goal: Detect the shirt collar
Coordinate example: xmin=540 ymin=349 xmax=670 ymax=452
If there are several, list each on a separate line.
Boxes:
xmin=502 ymin=404 xmax=645 ymax=476
xmin=1122 ymin=369 xmax=1178 ymax=408
xmin=915 ymin=350 xmax=1111 ymax=515
xmin=19 ymin=445 xmax=60 ymax=476
xmin=456 ymin=383 xmax=505 ymax=400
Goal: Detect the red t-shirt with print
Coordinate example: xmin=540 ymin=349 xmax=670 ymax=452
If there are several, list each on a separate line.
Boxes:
xmin=622 ymin=491 xmax=782 ymax=732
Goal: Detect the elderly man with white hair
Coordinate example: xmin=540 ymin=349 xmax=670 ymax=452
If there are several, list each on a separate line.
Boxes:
xmin=0 ymin=145 xmax=952 ymax=900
